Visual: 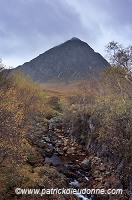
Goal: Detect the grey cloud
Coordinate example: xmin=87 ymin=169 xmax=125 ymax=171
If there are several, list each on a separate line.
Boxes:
xmin=0 ymin=0 xmax=91 ymax=66
xmin=89 ymin=0 xmax=132 ymax=32
xmin=0 ymin=1 xmax=85 ymax=40
xmin=0 ymin=0 xmax=131 ymax=67
xmin=66 ymin=0 xmax=132 ymax=53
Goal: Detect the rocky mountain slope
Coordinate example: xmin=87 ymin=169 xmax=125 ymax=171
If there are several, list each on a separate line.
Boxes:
xmin=11 ymin=37 xmax=109 ymax=82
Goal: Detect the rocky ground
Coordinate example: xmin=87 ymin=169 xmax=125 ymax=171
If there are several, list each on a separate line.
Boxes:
xmin=25 ymin=116 xmax=131 ymax=200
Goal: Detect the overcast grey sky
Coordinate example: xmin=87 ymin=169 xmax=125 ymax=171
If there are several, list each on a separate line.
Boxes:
xmin=0 ymin=0 xmax=131 ymax=68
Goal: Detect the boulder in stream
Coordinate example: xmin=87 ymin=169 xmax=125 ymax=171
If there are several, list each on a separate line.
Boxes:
xmin=81 ymin=159 xmax=91 ymax=171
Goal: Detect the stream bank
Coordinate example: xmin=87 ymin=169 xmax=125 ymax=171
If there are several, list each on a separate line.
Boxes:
xmin=26 ymin=116 xmax=131 ymax=200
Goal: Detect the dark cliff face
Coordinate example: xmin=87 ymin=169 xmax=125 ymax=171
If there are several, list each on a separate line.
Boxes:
xmin=11 ymin=37 xmax=109 ymax=82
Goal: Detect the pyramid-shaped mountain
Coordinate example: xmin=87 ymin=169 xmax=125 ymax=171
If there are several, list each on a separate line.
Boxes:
xmin=12 ymin=37 xmax=109 ymax=82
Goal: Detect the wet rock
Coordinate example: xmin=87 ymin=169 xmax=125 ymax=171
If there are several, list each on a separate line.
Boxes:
xmin=56 ymin=147 xmax=64 ymax=155
xmin=63 ymin=147 xmax=68 ymax=153
xmin=91 ymin=194 xmax=102 ymax=200
xmin=81 ymin=159 xmax=91 ymax=171
xmin=63 ymin=140 xmax=68 ymax=147
xmin=33 ymin=140 xmax=47 ymax=148
xmin=92 ymin=170 xmax=101 ymax=178
xmin=33 ymin=127 xmax=39 ymax=131
xmin=49 ymin=116 xmax=62 ymax=130
xmin=42 ymin=136 xmax=51 ymax=143
xmin=63 ymin=170 xmax=76 ymax=179
xmin=77 ymin=177 xmax=84 ymax=183
xmin=76 ymin=192 xmax=91 ymax=200
xmin=105 ymin=171 xmax=111 ymax=176
xmin=104 ymin=181 xmax=111 ymax=189
xmin=55 ymin=141 xmax=62 ymax=148
xmin=45 ymin=153 xmax=62 ymax=166
xmin=38 ymin=149 xmax=45 ymax=158
xmin=71 ymin=142 xmax=76 ymax=147
xmin=100 ymin=163 xmax=106 ymax=172
xmin=35 ymin=116 xmax=48 ymax=123
xmin=92 ymin=156 xmax=101 ymax=164
xmin=116 ymin=159 xmax=124 ymax=174
xmin=114 ymin=180 xmax=123 ymax=189
xmin=44 ymin=160 xmax=53 ymax=166
xmin=41 ymin=126 xmax=48 ymax=132
xmin=29 ymin=119 xmax=37 ymax=126
xmin=64 ymin=164 xmax=79 ymax=172
xmin=36 ymin=130 xmax=44 ymax=135
xmin=95 ymin=177 xmax=103 ymax=182
xmin=77 ymin=150 xmax=85 ymax=156
xmin=67 ymin=147 xmax=77 ymax=155
xmin=77 ymin=144 xmax=83 ymax=149
xmin=55 ymin=128 xmax=62 ymax=133
xmin=45 ymin=148 xmax=54 ymax=157
xmin=69 ymin=180 xmax=80 ymax=188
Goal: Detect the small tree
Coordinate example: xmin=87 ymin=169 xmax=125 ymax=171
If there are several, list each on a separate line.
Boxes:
xmin=0 ymin=58 xmax=4 ymax=71
xmin=0 ymin=59 xmax=12 ymax=89
xmin=106 ymin=41 xmax=132 ymax=70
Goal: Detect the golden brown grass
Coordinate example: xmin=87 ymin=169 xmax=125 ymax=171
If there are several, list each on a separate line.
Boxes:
xmin=40 ymin=80 xmax=91 ymax=98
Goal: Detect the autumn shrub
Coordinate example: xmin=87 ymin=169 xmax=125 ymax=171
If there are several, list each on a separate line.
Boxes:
xmin=94 ymin=66 xmax=132 ymax=161
xmin=0 ymin=70 xmax=53 ymax=198
xmin=62 ymin=94 xmax=95 ymax=144
xmin=48 ymin=96 xmax=62 ymax=112
xmin=63 ymin=66 xmax=132 ymax=164
xmin=91 ymin=93 xmax=132 ymax=161
xmin=0 ymin=71 xmax=49 ymax=166
xmin=0 ymin=88 xmax=25 ymax=165
xmin=12 ymin=71 xmax=51 ymax=119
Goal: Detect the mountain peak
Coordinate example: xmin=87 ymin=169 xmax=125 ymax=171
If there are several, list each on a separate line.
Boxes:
xmin=11 ymin=38 xmax=109 ymax=82
xmin=70 ymin=37 xmax=81 ymax=41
